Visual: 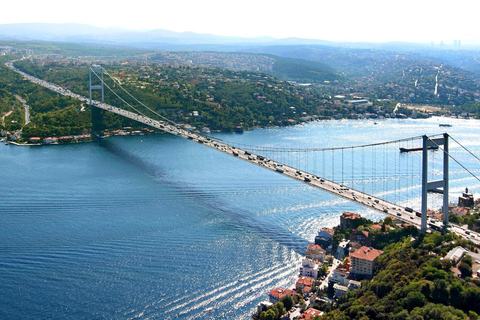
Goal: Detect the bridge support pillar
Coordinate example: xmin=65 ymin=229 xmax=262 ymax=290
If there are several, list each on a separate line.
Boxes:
xmin=89 ymin=66 xmax=105 ymax=139
xmin=421 ymin=133 xmax=449 ymax=233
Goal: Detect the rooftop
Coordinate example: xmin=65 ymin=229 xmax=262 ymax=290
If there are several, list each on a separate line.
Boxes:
xmin=350 ymin=246 xmax=384 ymax=261
xmin=341 ymin=211 xmax=361 ymax=220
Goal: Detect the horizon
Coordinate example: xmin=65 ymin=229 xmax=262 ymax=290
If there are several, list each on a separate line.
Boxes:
xmin=1 ymin=0 xmax=480 ymax=45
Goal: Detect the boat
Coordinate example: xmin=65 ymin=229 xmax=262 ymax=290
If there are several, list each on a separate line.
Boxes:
xmin=399 ymin=145 xmax=439 ymax=153
xmin=204 ymin=307 xmax=214 ymax=313
xmin=439 ymin=124 xmax=452 ymax=127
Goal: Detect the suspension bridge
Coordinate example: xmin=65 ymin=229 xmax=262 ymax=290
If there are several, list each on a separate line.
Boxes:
xmin=6 ymin=60 xmax=480 ymax=240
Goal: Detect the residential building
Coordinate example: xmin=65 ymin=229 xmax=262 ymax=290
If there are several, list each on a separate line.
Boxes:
xmin=314 ymin=227 xmax=334 ymax=249
xmin=348 ymin=280 xmax=362 ymax=291
xmin=336 ymin=240 xmax=349 ymax=260
xmin=452 ymin=207 xmax=469 ymax=216
xmin=301 ymin=308 xmax=324 ymax=319
xmin=350 ymin=229 xmax=371 ymax=247
xmin=329 ymin=267 xmax=349 ymax=286
xmin=300 ymin=258 xmax=321 ymax=280
xmin=333 ymin=283 xmax=349 ymax=298
xmin=305 ymin=244 xmax=326 ymax=263
xmin=296 ymin=276 xmax=315 ymax=293
xmin=268 ymin=287 xmax=296 ymax=303
xmin=349 ymin=246 xmax=384 ymax=276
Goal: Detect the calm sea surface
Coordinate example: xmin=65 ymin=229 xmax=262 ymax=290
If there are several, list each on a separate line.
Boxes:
xmin=1 ymin=117 xmax=479 ymax=319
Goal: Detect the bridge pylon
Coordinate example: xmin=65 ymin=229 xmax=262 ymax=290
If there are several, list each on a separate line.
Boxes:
xmin=421 ymin=133 xmax=449 ymax=233
xmin=89 ymin=66 xmax=105 ymax=138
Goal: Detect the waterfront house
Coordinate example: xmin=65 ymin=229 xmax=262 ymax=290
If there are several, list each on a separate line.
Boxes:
xmin=349 ymin=246 xmax=384 ymax=276
xmin=268 ymin=287 xmax=296 ymax=303
xmin=29 ymin=137 xmax=41 ymax=144
xmin=43 ymin=137 xmax=58 ymax=144
xmin=305 ymin=244 xmax=326 ymax=263
xmin=314 ymin=228 xmax=334 ymax=249
xmin=299 ymin=258 xmax=321 ymax=280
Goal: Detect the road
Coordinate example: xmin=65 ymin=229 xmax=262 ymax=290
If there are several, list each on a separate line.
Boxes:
xmin=15 ymin=94 xmax=30 ymax=125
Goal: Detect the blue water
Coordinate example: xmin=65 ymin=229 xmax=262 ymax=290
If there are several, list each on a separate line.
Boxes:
xmin=1 ymin=117 xmax=479 ymax=319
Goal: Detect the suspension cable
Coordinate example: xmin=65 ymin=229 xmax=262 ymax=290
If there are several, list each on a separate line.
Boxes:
xmin=428 ymin=137 xmax=480 ymax=183
xmin=98 ymin=66 xmax=177 ymax=126
xmin=90 ymin=68 xmax=148 ymax=119
xmin=449 ymin=135 xmax=480 ymax=163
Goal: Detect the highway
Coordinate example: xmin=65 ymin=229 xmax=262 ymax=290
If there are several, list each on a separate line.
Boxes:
xmin=6 ymin=59 xmax=480 ymax=245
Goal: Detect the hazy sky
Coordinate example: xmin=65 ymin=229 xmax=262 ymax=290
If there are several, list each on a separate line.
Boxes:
xmin=2 ymin=0 xmax=478 ymax=44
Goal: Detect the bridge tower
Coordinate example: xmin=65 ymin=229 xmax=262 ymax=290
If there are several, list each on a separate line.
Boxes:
xmin=89 ymin=66 xmax=105 ymax=136
xmin=421 ymin=133 xmax=449 ymax=233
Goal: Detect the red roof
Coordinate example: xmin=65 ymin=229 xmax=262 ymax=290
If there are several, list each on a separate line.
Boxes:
xmin=307 ymin=244 xmax=323 ymax=250
xmin=296 ymin=276 xmax=315 ymax=287
xmin=350 ymin=246 xmax=383 ymax=262
xmin=301 ymin=308 xmax=323 ymax=319
xmin=268 ymin=287 xmax=296 ymax=300
xmin=321 ymin=227 xmax=334 ymax=235
xmin=342 ymin=211 xmax=361 ymax=220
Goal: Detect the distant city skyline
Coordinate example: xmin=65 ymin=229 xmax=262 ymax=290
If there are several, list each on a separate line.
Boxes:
xmin=1 ymin=0 xmax=479 ymax=44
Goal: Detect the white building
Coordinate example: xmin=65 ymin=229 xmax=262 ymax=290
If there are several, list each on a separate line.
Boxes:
xmin=299 ymin=258 xmax=321 ymax=280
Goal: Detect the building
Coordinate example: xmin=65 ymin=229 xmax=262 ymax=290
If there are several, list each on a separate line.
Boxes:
xmin=333 ymin=283 xmax=349 ymax=298
xmin=348 ymin=280 xmax=362 ymax=291
xmin=340 ymin=212 xmax=363 ymax=230
xmin=349 ymin=246 xmax=384 ymax=276
xmin=43 ymin=137 xmax=58 ymax=144
xmin=349 ymin=229 xmax=371 ymax=247
xmin=305 ymin=244 xmax=326 ymax=263
xmin=314 ymin=227 xmax=334 ymax=249
xmin=301 ymin=307 xmax=324 ymax=319
xmin=257 ymin=301 xmax=273 ymax=314
xmin=300 ymin=258 xmax=321 ymax=280
xmin=445 ymin=247 xmax=467 ymax=264
xmin=458 ymin=188 xmax=474 ymax=207
xmin=29 ymin=137 xmax=41 ymax=144
xmin=329 ymin=267 xmax=349 ymax=286
xmin=336 ymin=240 xmax=350 ymax=260
xmin=452 ymin=207 xmax=469 ymax=216
xmin=296 ymin=276 xmax=315 ymax=293
xmin=268 ymin=287 xmax=296 ymax=303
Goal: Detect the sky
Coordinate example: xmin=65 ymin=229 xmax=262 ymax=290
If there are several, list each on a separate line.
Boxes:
xmin=1 ymin=0 xmax=479 ymax=44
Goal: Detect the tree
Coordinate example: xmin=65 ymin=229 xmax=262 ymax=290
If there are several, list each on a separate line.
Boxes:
xmin=280 ymin=294 xmax=294 ymax=311
xmin=259 ymin=309 xmax=276 ymax=320
xmin=458 ymin=262 xmax=472 ymax=278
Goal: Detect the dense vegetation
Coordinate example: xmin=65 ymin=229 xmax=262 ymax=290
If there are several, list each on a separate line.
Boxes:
xmin=320 ymin=230 xmax=480 ymax=320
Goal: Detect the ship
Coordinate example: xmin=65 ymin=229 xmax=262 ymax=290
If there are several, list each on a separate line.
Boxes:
xmin=439 ymin=123 xmax=452 ymax=127
xmin=399 ymin=145 xmax=439 ymax=153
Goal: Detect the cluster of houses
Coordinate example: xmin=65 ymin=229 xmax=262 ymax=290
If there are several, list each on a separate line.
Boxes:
xmin=261 ymin=211 xmax=386 ymax=319
xmin=27 ymin=135 xmax=92 ymax=145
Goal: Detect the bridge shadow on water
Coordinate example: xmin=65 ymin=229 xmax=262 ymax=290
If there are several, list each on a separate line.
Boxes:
xmin=99 ymin=139 xmax=310 ymax=255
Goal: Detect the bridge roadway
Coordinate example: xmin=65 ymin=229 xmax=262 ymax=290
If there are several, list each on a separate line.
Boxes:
xmin=7 ymin=60 xmax=480 ymax=244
